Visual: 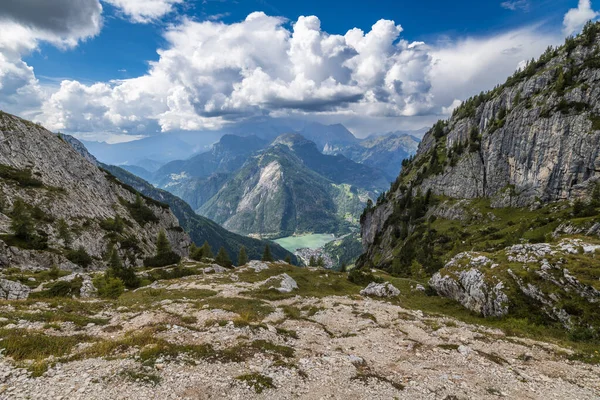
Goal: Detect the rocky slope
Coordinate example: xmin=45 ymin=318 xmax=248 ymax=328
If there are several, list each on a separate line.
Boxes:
xmin=199 ymin=135 xmax=387 ymax=238
xmin=102 ymin=165 xmax=295 ymax=264
xmin=0 ymin=111 xmax=190 ymax=270
xmin=359 ymin=24 xmax=600 ymax=338
xmin=1 ymin=261 xmax=599 ymax=399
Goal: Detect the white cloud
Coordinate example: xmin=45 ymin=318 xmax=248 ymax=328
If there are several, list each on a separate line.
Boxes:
xmin=39 ymin=12 xmax=438 ymax=133
xmin=0 ymin=0 xmax=103 ymax=118
xmin=0 ymin=4 xmax=589 ymax=138
xmin=563 ymin=0 xmax=599 ymax=36
xmin=102 ymin=0 xmax=184 ymax=23
xmin=501 ymin=0 xmax=530 ymax=11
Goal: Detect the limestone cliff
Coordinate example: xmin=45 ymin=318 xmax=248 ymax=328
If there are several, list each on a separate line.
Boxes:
xmin=0 ymin=111 xmax=190 ymax=271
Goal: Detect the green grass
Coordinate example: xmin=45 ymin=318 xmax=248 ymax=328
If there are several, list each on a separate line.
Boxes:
xmin=117 ymin=288 xmax=217 ymax=309
xmin=242 ymin=264 xmax=362 ymax=300
xmin=236 ymin=373 xmax=276 ymax=394
xmin=0 ymin=329 xmax=91 ymax=362
xmin=201 ymin=297 xmax=274 ymax=322
xmin=120 ymin=368 xmax=161 ymax=385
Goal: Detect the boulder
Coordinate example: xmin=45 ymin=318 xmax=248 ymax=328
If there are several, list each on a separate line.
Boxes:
xmin=0 ymin=279 xmax=30 ymax=300
xmin=58 ymin=273 xmax=97 ymax=298
xmin=266 ymin=273 xmax=298 ymax=293
xmin=360 ymin=282 xmax=400 ymax=297
xmin=246 ymin=260 xmax=270 ymax=272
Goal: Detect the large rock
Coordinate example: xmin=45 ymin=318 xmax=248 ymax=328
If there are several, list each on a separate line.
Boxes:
xmin=266 ymin=273 xmax=298 ymax=293
xmin=429 ymin=253 xmax=509 ymax=317
xmin=0 ymin=279 xmax=30 ymax=300
xmin=360 ymin=282 xmax=400 ymax=298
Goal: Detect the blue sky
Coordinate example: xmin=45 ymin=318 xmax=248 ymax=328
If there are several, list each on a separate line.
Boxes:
xmin=26 ymin=0 xmax=573 ymax=84
xmin=0 ymin=0 xmax=598 ymax=141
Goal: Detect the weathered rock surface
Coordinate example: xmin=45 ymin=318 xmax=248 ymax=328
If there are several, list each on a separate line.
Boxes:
xmin=266 ymin=273 xmax=298 ymax=293
xmin=1 ymin=263 xmax=599 ymax=399
xmin=0 ymin=111 xmax=191 ymax=270
xmin=430 ymin=254 xmax=509 ymax=317
xmin=360 ymin=282 xmax=400 ymax=297
xmin=0 ymin=278 xmax=30 ymax=299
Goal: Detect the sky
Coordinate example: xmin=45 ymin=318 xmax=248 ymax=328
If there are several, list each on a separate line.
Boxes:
xmin=0 ymin=0 xmax=598 ymax=142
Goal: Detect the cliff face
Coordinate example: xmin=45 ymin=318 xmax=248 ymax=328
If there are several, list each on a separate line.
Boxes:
xmin=0 ymin=112 xmax=190 ymax=270
xmin=357 ymin=25 xmax=600 ymax=335
xmin=362 ymin=27 xmax=600 ymax=253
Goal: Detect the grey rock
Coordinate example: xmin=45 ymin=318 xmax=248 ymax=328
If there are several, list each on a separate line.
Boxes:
xmin=266 ymin=273 xmax=298 ymax=293
xmin=0 ymin=279 xmax=30 ymax=300
xmin=360 ymin=282 xmax=400 ymax=297
xmin=57 ymin=273 xmax=97 ymax=298
xmin=429 ymin=253 xmax=509 ymax=317
xmin=245 ymin=260 xmax=270 ymax=272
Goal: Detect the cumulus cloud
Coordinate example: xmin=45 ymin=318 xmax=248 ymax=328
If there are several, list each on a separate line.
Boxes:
xmin=39 ymin=12 xmax=438 ymax=133
xmin=563 ymin=0 xmax=599 ymax=36
xmin=0 ymin=0 xmax=103 ymax=119
xmin=102 ymin=0 xmax=184 ymax=23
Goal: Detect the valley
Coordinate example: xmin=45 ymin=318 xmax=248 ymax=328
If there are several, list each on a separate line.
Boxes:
xmin=1 ymin=5 xmax=600 ymax=399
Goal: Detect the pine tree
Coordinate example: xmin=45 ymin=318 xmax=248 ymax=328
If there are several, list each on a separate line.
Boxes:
xmin=57 ymin=218 xmax=72 ymax=247
xmin=10 ymin=198 xmax=34 ymax=240
xmin=156 ymin=230 xmax=171 ymax=256
xmin=317 ymin=256 xmax=325 ymax=267
xmin=134 ymin=192 xmax=144 ymax=208
xmin=215 ymin=247 xmax=233 ymax=268
xmin=107 ymin=247 xmax=139 ymax=288
xmin=201 ymin=241 xmax=214 ymax=259
xmin=309 ymin=256 xmax=316 ymax=267
xmin=238 ymin=246 xmax=248 ymax=266
xmin=189 ymin=243 xmax=203 ymax=261
xmin=284 ymin=255 xmax=292 ymax=264
xmin=262 ymin=244 xmax=273 ymax=262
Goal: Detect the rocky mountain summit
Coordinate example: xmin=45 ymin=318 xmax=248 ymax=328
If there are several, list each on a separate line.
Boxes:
xmin=0 ymin=111 xmax=190 ymax=271
xmin=1 ymin=260 xmax=599 ymax=399
xmin=360 ymin=23 xmax=600 ymax=342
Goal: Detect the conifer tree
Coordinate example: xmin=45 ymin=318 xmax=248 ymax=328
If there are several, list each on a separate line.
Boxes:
xmin=10 ymin=198 xmax=34 ymax=240
xmin=262 ymin=244 xmax=273 ymax=262
xmin=238 ymin=246 xmax=248 ymax=266
xmin=156 ymin=230 xmax=171 ymax=256
xmin=215 ymin=247 xmax=233 ymax=268
xmin=201 ymin=241 xmax=214 ymax=259
xmin=284 ymin=255 xmax=292 ymax=264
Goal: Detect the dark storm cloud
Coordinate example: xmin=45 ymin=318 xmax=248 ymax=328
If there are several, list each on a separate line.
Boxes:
xmin=0 ymin=0 xmax=102 ymax=37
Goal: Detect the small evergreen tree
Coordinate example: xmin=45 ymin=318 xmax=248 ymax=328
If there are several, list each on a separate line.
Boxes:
xmin=238 ymin=246 xmax=248 ymax=266
xmin=107 ymin=247 xmax=139 ymax=289
xmin=10 ymin=198 xmax=34 ymax=240
xmin=261 ymin=244 xmax=273 ymax=262
xmin=57 ymin=218 xmax=72 ymax=247
xmin=156 ymin=230 xmax=171 ymax=256
xmin=215 ymin=247 xmax=233 ymax=268
xmin=201 ymin=241 xmax=214 ymax=259
xmin=317 ymin=256 xmax=325 ymax=267
xmin=309 ymin=256 xmax=317 ymax=267
xmin=189 ymin=243 xmax=203 ymax=261
xmin=284 ymin=255 xmax=292 ymax=264
xmin=143 ymin=230 xmax=181 ymax=267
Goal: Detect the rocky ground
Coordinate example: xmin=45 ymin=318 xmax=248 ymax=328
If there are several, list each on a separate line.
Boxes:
xmin=0 ymin=261 xmax=599 ymax=399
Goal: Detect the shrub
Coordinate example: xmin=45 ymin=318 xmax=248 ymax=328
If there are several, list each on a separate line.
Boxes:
xmin=66 ymin=246 xmax=93 ymax=268
xmin=121 ymin=194 xmax=158 ymax=226
xmin=143 ymin=230 xmax=181 ymax=268
xmin=45 ymin=279 xmax=82 ymax=297
xmin=93 ymin=275 xmax=125 ymax=299
xmin=0 ymin=164 xmax=43 ymax=188
xmin=347 ymin=268 xmax=383 ymax=286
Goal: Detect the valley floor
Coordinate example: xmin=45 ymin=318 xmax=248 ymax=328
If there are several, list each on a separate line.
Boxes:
xmin=1 ymin=262 xmax=599 ymax=399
